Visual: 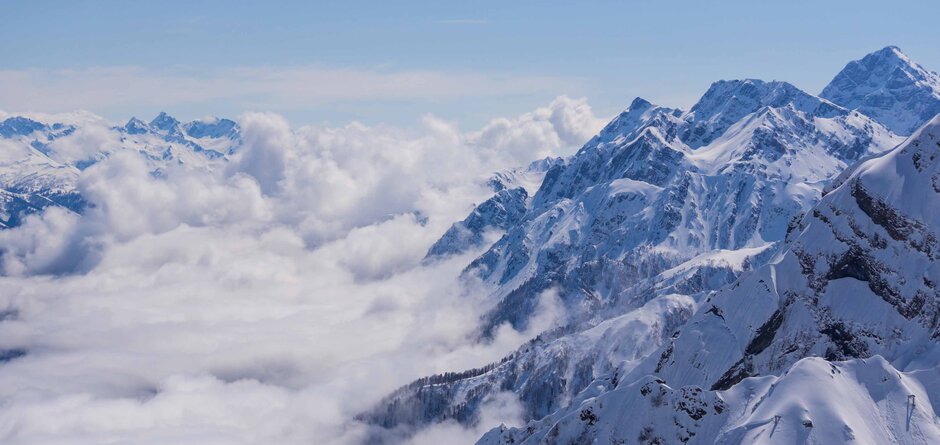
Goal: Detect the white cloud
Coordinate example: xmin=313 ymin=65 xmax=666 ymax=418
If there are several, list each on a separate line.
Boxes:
xmin=0 ymin=66 xmax=576 ymax=115
xmin=46 ymin=121 xmax=123 ymax=162
xmin=0 ymin=208 xmax=84 ymax=276
xmin=0 ymin=96 xmax=605 ymax=444
xmin=227 ymin=96 xmax=603 ymax=246
xmin=470 ymin=95 xmax=605 ymax=162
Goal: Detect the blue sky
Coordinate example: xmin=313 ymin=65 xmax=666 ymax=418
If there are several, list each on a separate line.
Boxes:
xmin=2 ymin=0 xmax=940 ymax=128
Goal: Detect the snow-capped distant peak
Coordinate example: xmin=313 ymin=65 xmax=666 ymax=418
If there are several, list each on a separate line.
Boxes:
xmin=183 ymin=117 xmax=239 ymax=139
xmin=821 ymin=45 xmax=940 ymax=135
xmin=149 ymin=111 xmax=181 ymax=132
xmin=0 ymin=109 xmax=247 ymax=227
xmin=0 ymin=116 xmax=48 ymax=138
xmin=628 ymin=96 xmax=653 ymax=111
xmin=123 ymin=117 xmax=150 ymax=135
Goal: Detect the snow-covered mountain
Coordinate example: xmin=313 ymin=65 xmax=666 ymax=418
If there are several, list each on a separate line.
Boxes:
xmin=0 ymin=117 xmax=84 ymax=227
xmin=3 ymin=45 xmax=939 ymax=445
xmin=362 ymin=46 xmax=940 ymax=444
xmin=426 ymin=157 xmax=562 ymax=260
xmin=0 ymin=112 xmax=240 ymax=227
xmin=478 ymin=112 xmax=940 ymax=445
xmin=822 ymin=45 xmax=940 ymax=136
xmin=466 ymin=78 xmax=897 ymax=338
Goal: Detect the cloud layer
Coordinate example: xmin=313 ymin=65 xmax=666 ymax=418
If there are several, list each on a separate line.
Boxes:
xmin=0 ymin=66 xmax=576 ymax=116
xmin=0 ymin=97 xmax=605 ymax=444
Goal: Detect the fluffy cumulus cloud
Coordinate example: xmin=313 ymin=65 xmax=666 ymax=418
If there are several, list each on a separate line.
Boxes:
xmin=470 ymin=96 xmax=605 ymax=162
xmin=0 ymin=97 xmax=604 ymax=444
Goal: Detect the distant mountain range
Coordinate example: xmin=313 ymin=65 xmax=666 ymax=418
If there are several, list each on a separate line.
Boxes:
xmin=0 ymin=112 xmax=239 ymax=227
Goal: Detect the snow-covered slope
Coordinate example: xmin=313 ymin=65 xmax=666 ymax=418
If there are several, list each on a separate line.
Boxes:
xmin=365 ymin=47 xmax=940 ymax=441
xmin=822 ymin=46 xmax=940 ymax=136
xmin=426 ymin=158 xmax=562 ymax=259
xmin=479 ymin=356 xmax=940 ymax=445
xmin=368 ymin=83 xmax=902 ymax=435
xmin=0 ymin=112 xmax=240 ymax=227
xmin=647 ymin=114 xmax=940 ymax=392
xmin=466 ymin=78 xmax=898 ymax=337
xmin=488 ymin=157 xmax=564 ymax=196
xmin=361 ymin=293 xmax=696 ymax=429
xmin=477 ymin=112 xmax=940 ymax=445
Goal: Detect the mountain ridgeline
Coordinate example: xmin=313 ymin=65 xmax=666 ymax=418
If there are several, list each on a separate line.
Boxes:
xmin=3 ymin=46 xmax=940 ymax=445
xmin=362 ymin=46 xmax=940 ymax=444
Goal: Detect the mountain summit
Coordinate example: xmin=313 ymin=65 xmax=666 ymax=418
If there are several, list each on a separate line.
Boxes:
xmin=822 ymin=45 xmax=940 ymax=135
xmin=362 ymin=47 xmax=940 ymax=443
xmin=361 ymin=49 xmax=917 ymax=436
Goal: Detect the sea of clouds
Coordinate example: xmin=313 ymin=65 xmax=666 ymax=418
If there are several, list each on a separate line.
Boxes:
xmin=0 ymin=96 xmax=604 ymax=444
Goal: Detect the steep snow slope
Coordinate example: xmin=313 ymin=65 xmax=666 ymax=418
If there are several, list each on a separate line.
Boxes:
xmin=0 ymin=136 xmax=80 ymax=228
xmin=645 ymin=115 xmax=940 ymax=393
xmin=488 ymin=157 xmax=564 ymax=196
xmin=475 ymin=112 xmax=940 ymax=445
xmin=479 ymin=357 xmax=940 ymax=445
xmin=365 ymin=48 xmax=940 ymax=438
xmin=365 ymin=79 xmax=902 ymax=433
xmin=362 ymin=293 xmax=695 ymax=429
xmin=822 ymin=46 xmax=940 ymax=136
xmin=467 ymin=79 xmax=898 ymax=337
xmin=426 ymin=158 xmax=562 ymax=259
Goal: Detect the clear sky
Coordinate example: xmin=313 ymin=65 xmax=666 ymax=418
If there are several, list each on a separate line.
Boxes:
xmin=2 ymin=0 xmax=940 ymax=128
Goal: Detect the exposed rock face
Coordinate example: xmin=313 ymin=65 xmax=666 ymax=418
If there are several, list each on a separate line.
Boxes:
xmin=364 ymin=81 xmax=901 ymax=432
xmin=647 ymin=115 xmax=940 ymax=394
xmin=364 ymin=47 xmax=940 ymax=444
xmin=822 ymin=46 xmax=940 ymax=136
xmin=425 ymin=158 xmax=561 ymax=260
xmin=475 ymin=113 xmax=940 ymax=445
xmin=425 ymin=187 xmax=529 ymax=259
xmin=359 ymin=294 xmax=695 ymax=429
xmin=467 ymin=79 xmax=897 ymax=337
xmin=478 ymin=357 xmax=940 ymax=445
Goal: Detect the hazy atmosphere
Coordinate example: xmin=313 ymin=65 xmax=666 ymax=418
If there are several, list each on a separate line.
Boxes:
xmin=3 ymin=2 xmax=940 ymax=444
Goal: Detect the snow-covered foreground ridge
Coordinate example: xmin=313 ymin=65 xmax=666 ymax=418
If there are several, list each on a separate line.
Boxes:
xmin=357 ymin=46 xmax=940 ymax=444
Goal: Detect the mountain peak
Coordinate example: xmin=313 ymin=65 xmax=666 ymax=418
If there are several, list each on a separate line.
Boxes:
xmin=874 ymin=44 xmax=901 ymax=53
xmin=870 ymin=44 xmax=906 ymax=62
xmin=854 ymin=45 xmax=921 ymax=76
xmin=691 ymin=79 xmax=803 ymax=112
xmin=682 ymin=79 xmax=839 ymax=148
xmin=0 ymin=116 xmax=48 ymax=138
xmin=150 ymin=112 xmax=181 ymax=131
xmin=821 ymin=46 xmax=940 ymax=135
xmin=183 ymin=117 xmax=239 ymax=139
xmin=628 ymin=96 xmax=653 ymax=111
xmin=124 ymin=117 xmax=150 ymax=135
xmin=589 ymin=97 xmax=676 ymax=147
